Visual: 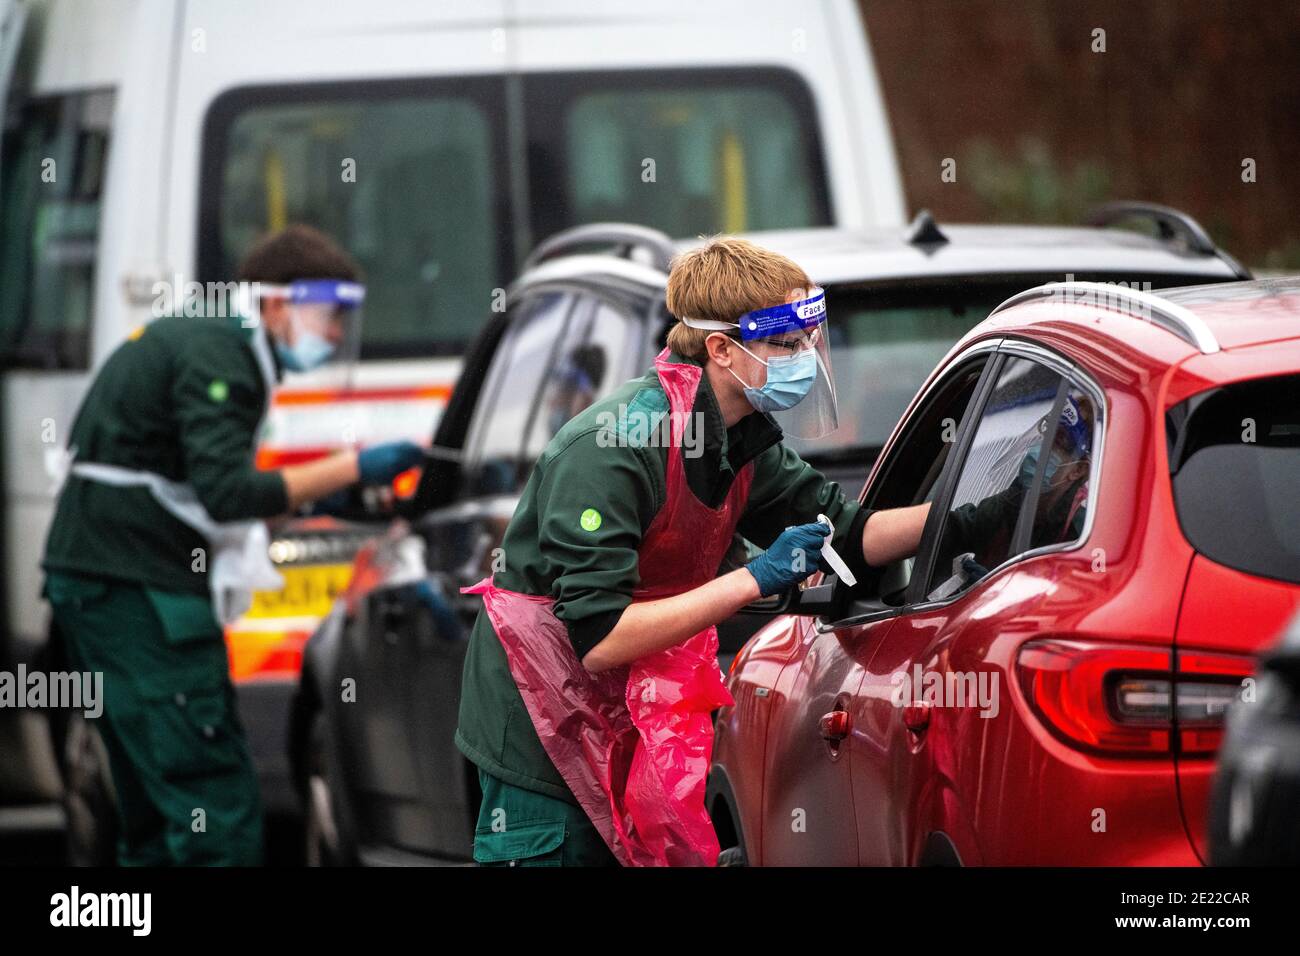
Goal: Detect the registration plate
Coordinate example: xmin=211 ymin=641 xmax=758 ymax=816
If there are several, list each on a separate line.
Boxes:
xmin=246 ymin=563 xmax=354 ymax=619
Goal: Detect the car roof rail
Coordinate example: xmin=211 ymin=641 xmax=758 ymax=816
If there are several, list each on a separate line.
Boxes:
xmin=524 ymin=223 xmax=676 ymax=274
xmin=1084 ymin=201 xmax=1251 ymax=279
xmin=989 ymin=280 xmax=1221 ymax=354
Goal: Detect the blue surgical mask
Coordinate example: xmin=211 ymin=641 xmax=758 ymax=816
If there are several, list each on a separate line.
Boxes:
xmin=729 ymin=343 xmax=818 ymax=413
xmin=1018 ymin=443 xmax=1077 ymax=490
xmin=275 ymin=330 xmax=336 ymax=372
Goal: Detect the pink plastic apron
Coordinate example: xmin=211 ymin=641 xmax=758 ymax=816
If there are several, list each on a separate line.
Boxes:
xmin=463 ymin=348 xmax=752 ymax=866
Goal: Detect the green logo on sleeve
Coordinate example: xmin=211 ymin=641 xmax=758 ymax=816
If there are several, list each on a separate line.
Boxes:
xmin=580 ymin=508 xmax=603 ymax=532
xmin=208 ymin=379 xmax=229 ymax=403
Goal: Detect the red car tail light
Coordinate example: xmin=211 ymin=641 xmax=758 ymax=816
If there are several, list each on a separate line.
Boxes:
xmin=1172 ymin=650 xmax=1257 ymax=755
xmin=1016 ymin=639 xmax=1254 ymax=757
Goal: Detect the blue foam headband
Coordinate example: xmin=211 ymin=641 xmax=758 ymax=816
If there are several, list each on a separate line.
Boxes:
xmin=287 ymin=279 xmax=366 ymax=307
xmin=735 ymin=288 xmax=826 ymax=341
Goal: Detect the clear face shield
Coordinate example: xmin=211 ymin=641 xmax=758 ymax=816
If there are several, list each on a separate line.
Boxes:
xmin=251 ymin=279 xmax=365 ymax=385
xmin=1004 ymin=394 xmax=1094 ymax=493
xmin=685 ymin=286 xmax=839 ymax=439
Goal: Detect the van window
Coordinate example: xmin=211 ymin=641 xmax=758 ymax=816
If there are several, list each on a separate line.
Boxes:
xmin=201 ymin=80 xmax=510 ymax=359
xmin=1169 ymin=374 xmax=1300 ymax=584
xmin=0 ymin=89 xmax=113 ymax=370
xmin=525 ymin=68 xmax=831 ymax=241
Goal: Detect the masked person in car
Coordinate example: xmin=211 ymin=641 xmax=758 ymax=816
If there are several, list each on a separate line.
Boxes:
xmin=41 ymin=225 xmax=427 ymax=865
xmin=456 ymin=237 xmax=933 ymax=866
xmin=926 ymin=395 xmax=1095 ymax=599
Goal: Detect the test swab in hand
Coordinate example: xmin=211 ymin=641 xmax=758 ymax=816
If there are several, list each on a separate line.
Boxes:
xmin=816 ymin=513 xmax=858 ymax=587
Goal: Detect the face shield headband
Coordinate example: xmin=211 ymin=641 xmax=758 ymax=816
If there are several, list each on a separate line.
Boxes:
xmin=681 ymin=287 xmax=826 ymax=341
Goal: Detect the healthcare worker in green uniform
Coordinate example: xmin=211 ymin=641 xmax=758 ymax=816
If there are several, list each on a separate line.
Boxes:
xmin=41 ymin=224 xmax=426 ymax=866
xmin=456 ymin=237 xmax=932 ymax=865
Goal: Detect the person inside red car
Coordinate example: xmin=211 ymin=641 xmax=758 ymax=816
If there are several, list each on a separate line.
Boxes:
xmin=928 ymin=395 xmax=1095 ymax=597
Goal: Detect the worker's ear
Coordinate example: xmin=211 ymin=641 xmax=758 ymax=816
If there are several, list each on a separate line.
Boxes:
xmin=704 ymin=331 xmax=737 ymax=368
xmin=259 ymin=296 xmax=289 ymax=339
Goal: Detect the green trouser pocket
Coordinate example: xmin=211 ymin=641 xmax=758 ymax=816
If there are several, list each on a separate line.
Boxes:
xmin=474 ymin=820 xmax=567 ymax=866
xmin=141 ymin=589 xmax=221 ymax=644
xmin=472 ymin=768 xmax=617 ymax=867
xmin=144 ymin=683 xmax=245 ymax=780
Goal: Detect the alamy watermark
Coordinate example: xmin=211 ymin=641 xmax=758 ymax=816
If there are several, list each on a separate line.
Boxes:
xmin=0 ymin=666 xmax=102 ymax=718
xmin=1037 ymin=274 xmax=1155 ymax=316
xmin=594 ymin=406 xmax=705 ymax=459
xmin=150 ymin=276 xmax=265 ymax=323
xmin=891 ymin=663 xmax=999 ymax=719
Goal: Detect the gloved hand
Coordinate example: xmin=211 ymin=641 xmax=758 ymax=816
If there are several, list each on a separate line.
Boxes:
xmin=357 ymin=440 xmax=426 ymax=485
xmin=745 ymin=521 xmax=832 ymax=597
xmin=305 ymin=487 xmax=353 ymax=517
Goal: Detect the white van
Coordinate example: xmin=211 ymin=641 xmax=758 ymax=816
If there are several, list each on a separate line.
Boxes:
xmin=0 ymin=0 xmax=904 ymax=802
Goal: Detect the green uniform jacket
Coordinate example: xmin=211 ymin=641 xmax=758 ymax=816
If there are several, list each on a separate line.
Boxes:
xmin=42 ymin=314 xmax=289 ymax=596
xmin=455 ymin=352 xmax=878 ymax=802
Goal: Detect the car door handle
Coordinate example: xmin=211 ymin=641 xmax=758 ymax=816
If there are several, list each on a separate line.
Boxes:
xmin=903 ymin=703 xmax=931 ymax=733
xmin=819 ymin=710 xmax=852 ymax=742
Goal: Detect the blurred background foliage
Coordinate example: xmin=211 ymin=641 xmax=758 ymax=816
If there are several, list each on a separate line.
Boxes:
xmin=862 ymin=0 xmax=1300 ymax=270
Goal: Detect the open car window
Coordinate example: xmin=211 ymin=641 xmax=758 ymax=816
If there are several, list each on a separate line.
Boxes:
xmin=913 ymin=352 xmax=1102 ymax=605
xmin=922 ymin=356 xmax=1062 ymax=601
xmin=820 ymin=352 xmax=994 ymax=619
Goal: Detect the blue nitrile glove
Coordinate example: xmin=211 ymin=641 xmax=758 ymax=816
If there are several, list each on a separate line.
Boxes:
xmin=357 ymin=440 xmax=426 ymax=485
xmin=305 ymin=487 xmax=353 ymax=517
xmin=745 ymin=522 xmax=832 ymax=597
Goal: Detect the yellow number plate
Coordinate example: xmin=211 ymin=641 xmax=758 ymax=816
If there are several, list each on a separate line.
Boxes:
xmin=247 ymin=563 xmax=354 ymax=619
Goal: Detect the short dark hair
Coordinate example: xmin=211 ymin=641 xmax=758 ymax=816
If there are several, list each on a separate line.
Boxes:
xmin=236 ymin=224 xmax=362 ymax=285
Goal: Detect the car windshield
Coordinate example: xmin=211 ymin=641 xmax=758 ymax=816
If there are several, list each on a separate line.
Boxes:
xmin=786 ymin=273 xmax=1229 ymax=464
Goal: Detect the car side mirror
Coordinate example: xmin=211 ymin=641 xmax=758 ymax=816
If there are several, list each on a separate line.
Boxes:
xmin=739 ymin=577 xmax=845 ymax=618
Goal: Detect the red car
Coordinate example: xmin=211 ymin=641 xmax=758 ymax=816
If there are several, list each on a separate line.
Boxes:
xmin=710 ymin=278 xmax=1300 ymax=866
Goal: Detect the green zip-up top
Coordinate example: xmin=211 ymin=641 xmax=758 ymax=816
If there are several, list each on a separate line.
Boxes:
xmin=42 ymin=313 xmax=289 ymax=596
xmin=455 ymin=351 xmax=878 ymax=801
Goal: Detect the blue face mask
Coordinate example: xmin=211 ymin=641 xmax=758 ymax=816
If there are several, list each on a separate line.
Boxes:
xmin=730 ymin=343 xmax=818 ymax=413
xmin=275 ymin=330 xmax=336 ymax=373
xmin=1018 ymin=443 xmax=1078 ymax=490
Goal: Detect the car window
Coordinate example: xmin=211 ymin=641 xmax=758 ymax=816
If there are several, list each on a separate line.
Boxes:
xmin=522 ymin=296 xmax=637 ymax=466
xmin=1021 ymin=384 xmax=1098 ymax=551
xmin=201 ymin=80 xmax=509 ymax=359
xmin=0 ymin=89 xmax=112 ymax=370
xmin=1169 ymin=373 xmax=1300 ymax=584
xmin=525 ymin=68 xmax=830 ymax=241
xmin=462 ymin=291 xmax=576 ymax=496
xmin=848 ymin=354 xmax=992 ymax=606
xmin=925 ymin=356 xmax=1063 ymax=600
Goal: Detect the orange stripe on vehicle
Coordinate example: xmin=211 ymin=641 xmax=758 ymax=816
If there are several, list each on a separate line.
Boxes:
xmin=272 ymin=385 xmax=452 ymax=406
xmin=255 ymin=447 xmax=341 ymax=469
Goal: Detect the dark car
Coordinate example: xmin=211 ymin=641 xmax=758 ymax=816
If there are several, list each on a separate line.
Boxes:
xmin=1209 ymin=611 xmax=1300 ymax=865
xmin=291 ymin=206 xmax=1247 ymax=864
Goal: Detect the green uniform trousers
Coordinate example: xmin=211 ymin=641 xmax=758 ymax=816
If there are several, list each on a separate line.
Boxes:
xmin=45 ymin=572 xmax=262 ymax=866
xmin=472 ymin=768 xmax=619 ymax=867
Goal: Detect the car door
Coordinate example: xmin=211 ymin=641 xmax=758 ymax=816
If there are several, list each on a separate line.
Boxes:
xmin=852 ymin=345 xmax=1101 ymax=865
xmin=757 ymin=346 xmax=998 ymax=865
xmin=388 ymin=287 xmax=648 ymax=857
